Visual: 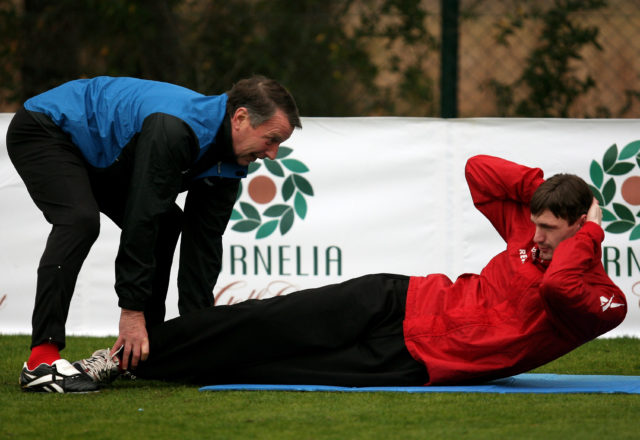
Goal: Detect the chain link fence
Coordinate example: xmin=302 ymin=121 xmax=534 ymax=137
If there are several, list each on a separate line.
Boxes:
xmin=1 ymin=0 xmax=639 ymax=118
xmin=457 ymin=0 xmax=640 ymax=117
xmin=312 ymin=0 xmax=640 ymax=118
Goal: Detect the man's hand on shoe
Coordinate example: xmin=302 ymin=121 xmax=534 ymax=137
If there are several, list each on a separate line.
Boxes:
xmin=113 ymin=309 xmax=149 ymax=370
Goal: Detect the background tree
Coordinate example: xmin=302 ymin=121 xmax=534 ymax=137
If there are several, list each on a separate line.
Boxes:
xmin=487 ymin=0 xmax=608 ymax=117
xmin=0 ymin=0 xmax=637 ymax=117
xmin=0 ymin=0 xmax=437 ymax=116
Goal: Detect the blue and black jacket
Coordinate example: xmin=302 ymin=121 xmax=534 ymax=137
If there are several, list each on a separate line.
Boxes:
xmin=24 ymin=77 xmax=247 ymax=312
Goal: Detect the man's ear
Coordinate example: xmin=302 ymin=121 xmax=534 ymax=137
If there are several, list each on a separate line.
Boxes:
xmin=231 ymin=107 xmax=249 ymax=129
xmin=578 ymin=213 xmax=587 ymax=227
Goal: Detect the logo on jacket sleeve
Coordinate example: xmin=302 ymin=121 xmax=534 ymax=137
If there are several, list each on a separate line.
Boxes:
xmin=600 ymin=295 xmax=625 ymax=312
xmin=519 ymin=249 xmax=528 ymax=263
xmin=519 ymin=246 xmax=540 ymax=264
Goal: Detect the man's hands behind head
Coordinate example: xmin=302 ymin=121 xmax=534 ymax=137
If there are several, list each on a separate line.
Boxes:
xmin=586 ymin=197 xmax=602 ymax=226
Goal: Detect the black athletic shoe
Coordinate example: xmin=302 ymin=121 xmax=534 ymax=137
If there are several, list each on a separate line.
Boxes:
xmin=20 ymin=359 xmax=100 ymax=393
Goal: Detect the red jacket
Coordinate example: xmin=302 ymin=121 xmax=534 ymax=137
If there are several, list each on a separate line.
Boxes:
xmin=404 ymin=155 xmax=627 ymax=385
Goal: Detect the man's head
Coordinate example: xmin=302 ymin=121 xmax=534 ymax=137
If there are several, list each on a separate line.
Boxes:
xmin=227 ymin=76 xmax=301 ymax=166
xmin=530 ymin=173 xmax=593 ymax=260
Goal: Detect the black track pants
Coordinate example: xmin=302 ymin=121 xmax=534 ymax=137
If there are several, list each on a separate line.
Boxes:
xmin=134 ymin=274 xmax=428 ymax=387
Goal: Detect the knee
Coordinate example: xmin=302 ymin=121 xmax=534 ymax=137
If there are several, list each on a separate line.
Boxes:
xmin=69 ymin=209 xmax=100 ymax=242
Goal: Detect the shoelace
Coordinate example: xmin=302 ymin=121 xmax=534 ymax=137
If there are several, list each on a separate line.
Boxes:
xmin=82 ymin=352 xmax=119 ymax=382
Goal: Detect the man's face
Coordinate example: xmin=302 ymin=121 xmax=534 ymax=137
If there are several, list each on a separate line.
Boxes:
xmin=531 ymin=209 xmax=585 ymax=260
xmin=230 ymin=107 xmax=294 ymax=166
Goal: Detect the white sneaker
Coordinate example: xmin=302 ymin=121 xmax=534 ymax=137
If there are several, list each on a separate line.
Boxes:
xmin=73 ymin=348 xmax=122 ymax=385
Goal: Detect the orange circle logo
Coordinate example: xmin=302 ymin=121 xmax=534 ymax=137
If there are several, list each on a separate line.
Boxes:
xmin=248 ymin=175 xmax=277 ymax=204
xmin=621 ymin=176 xmax=640 ymax=206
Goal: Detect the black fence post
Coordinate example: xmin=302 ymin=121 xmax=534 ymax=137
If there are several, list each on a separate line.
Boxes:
xmin=440 ymin=0 xmax=459 ymax=118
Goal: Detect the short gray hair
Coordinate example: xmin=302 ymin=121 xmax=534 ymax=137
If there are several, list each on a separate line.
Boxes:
xmin=226 ymin=75 xmax=301 ymax=129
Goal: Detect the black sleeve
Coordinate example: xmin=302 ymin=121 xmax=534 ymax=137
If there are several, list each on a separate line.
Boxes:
xmin=176 ymin=176 xmax=240 ymax=314
xmin=115 ymin=113 xmax=197 ymax=311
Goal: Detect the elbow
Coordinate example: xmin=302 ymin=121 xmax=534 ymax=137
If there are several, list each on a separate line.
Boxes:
xmin=465 ymin=155 xmax=484 ymax=175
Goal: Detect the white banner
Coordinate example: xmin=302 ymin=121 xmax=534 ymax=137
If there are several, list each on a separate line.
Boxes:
xmin=1 ymin=114 xmax=639 ymax=337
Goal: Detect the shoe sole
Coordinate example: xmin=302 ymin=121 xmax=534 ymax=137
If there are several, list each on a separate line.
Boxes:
xmin=20 ymin=383 xmax=100 ymax=394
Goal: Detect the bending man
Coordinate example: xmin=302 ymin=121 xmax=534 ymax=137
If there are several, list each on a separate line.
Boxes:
xmin=9 ymin=75 xmax=301 ymax=393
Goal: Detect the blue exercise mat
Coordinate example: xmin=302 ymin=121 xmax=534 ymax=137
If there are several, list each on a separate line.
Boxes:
xmin=199 ymin=373 xmax=640 ymax=394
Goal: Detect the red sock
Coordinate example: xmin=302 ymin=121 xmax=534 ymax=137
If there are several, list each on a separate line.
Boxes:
xmin=27 ymin=342 xmax=61 ymax=369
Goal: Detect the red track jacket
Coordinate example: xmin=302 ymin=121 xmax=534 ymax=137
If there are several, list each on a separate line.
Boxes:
xmin=404 ymin=155 xmax=627 ymax=385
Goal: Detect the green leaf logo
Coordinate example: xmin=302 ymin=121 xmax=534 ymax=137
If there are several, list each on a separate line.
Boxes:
xmin=589 ymin=141 xmax=640 ymax=240
xmin=230 ymin=146 xmax=314 ymax=239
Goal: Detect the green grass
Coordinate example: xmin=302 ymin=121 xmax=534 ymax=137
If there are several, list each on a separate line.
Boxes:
xmin=2 ymin=335 xmax=640 ymax=439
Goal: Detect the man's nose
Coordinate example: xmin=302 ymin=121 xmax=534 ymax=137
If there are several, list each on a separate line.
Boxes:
xmin=533 ymin=227 xmax=544 ymax=243
xmin=264 ymin=144 xmax=279 ymax=160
